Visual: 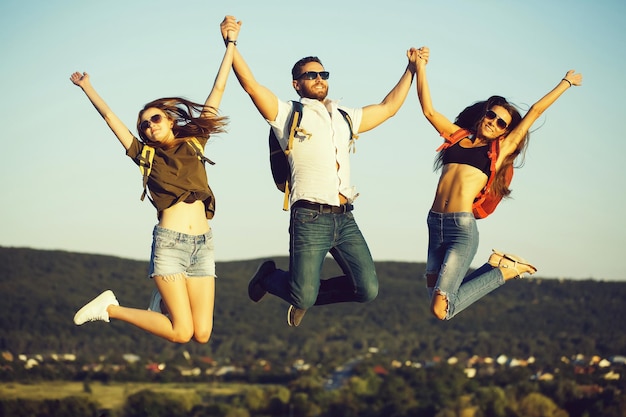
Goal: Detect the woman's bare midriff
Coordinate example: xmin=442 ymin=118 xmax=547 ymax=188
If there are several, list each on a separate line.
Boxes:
xmin=431 ymin=164 xmax=488 ymax=213
xmin=158 ymin=200 xmax=210 ymax=235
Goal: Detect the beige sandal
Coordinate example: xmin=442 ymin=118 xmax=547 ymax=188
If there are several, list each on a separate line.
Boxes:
xmin=488 ymin=249 xmax=537 ymax=279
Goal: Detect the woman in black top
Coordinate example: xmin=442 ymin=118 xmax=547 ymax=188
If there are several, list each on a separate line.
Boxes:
xmin=410 ymin=46 xmax=582 ymax=320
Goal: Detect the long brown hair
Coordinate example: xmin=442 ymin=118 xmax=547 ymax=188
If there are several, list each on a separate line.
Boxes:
xmin=136 ymin=97 xmax=228 ymax=146
xmin=435 ymin=96 xmax=529 ymax=199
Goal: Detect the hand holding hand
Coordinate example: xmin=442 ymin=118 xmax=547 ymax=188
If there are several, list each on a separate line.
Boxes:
xmin=220 ymin=15 xmax=242 ymax=44
xmin=416 ymin=46 xmax=429 ymax=64
xmin=407 ymin=46 xmax=429 ymax=72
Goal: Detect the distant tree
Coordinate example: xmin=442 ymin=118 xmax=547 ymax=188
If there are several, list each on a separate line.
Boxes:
xmin=434 ymin=395 xmax=478 ymax=417
xmin=190 ymin=403 xmax=231 ymax=417
xmin=0 ymin=397 xmax=98 ymax=417
xmin=517 ymin=392 xmax=568 ymax=417
xmin=473 ymin=386 xmax=508 ymax=417
xmin=243 ymin=386 xmax=267 ymax=413
xmin=265 ymin=386 xmax=290 ymax=417
xmin=375 ymin=373 xmax=420 ymax=415
xmin=224 ymin=408 xmax=250 ymax=417
xmin=122 ymin=389 xmax=200 ymax=417
xmin=347 ymin=372 xmax=382 ymax=397
xmin=326 ymin=399 xmax=360 ymax=417
xmin=83 ymin=379 xmax=93 ymax=393
xmin=291 ymin=392 xmax=321 ymax=417
xmin=427 ymin=365 xmax=471 ymax=409
xmin=290 ymin=374 xmax=324 ymax=394
xmin=0 ymin=398 xmax=42 ymax=417
xmin=45 ymin=397 xmax=100 ymax=417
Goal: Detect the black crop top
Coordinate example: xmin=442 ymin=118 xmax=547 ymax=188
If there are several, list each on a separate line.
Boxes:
xmin=442 ymin=140 xmax=491 ymax=177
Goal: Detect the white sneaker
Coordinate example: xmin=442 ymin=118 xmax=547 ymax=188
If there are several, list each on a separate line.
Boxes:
xmin=73 ymin=290 xmax=119 ymax=325
xmin=147 ymin=288 xmax=162 ymax=313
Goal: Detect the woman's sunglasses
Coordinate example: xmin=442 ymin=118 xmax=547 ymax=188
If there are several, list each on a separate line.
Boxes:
xmin=139 ymin=114 xmax=164 ymax=131
xmin=296 ymin=71 xmax=330 ymax=80
xmin=484 ymin=110 xmax=508 ymax=130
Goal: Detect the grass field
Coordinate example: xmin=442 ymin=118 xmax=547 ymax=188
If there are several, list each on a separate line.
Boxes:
xmin=0 ymin=381 xmax=247 ymax=411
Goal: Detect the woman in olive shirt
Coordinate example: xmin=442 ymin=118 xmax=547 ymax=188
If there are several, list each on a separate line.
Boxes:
xmin=70 ymin=19 xmax=240 ymax=344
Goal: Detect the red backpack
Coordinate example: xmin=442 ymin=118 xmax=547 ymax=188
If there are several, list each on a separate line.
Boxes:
xmin=437 ymin=128 xmax=513 ymax=219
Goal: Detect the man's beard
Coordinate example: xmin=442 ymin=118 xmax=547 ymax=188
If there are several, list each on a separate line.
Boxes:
xmin=301 ymin=83 xmax=328 ymax=100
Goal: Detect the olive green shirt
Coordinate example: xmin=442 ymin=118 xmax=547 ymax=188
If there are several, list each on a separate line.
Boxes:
xmin=126 ymin=136 xmax=215 ymax=219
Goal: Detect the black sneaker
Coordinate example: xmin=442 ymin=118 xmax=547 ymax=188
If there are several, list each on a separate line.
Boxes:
xmin=248 ymin=260 xmax=275 ymax=302
xmin=287 ymin=305 xmax=307 ymax=327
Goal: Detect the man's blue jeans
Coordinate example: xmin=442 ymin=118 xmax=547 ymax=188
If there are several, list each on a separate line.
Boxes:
xmin=425 ymin=211 xmax=504 ymax=320
xmin=263 ymin=206 xmax=379 ymax=309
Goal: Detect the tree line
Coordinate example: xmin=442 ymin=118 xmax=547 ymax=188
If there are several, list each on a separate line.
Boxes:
xmin=2 ymin=359 xmax=625 ymax=416
xmin=0 ymin=246 xmax=624 ymax=367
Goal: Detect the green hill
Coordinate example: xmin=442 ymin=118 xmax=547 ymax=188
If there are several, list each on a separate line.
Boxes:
xmin=1 ymin=246 xmax=624 ymax=367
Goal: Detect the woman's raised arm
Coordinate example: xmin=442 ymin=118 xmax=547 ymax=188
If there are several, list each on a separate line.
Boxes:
xmin=70 ymin=72 xmax=134 ymax=150
xmin=413 ymin=47 xmax=458 ymax=138
xmin=503 ymin=70 xmax=583 ymax=154
xmin=202 ymin=17 xmax=241 ymax=113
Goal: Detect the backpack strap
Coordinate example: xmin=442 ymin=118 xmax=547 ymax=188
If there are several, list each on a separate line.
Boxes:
xmin=281 ymin=101 xmax=304 ymax=210
xmin=338 ymin=108 xmax=359 ymax=153
xmin=436 ymin=128 xmax=473 ymax=152
xmin=485 ymin=139 xmax=499 ymax=191
xmin=138 ymin=138 xmax=214 ymax=202
xmin=186 ymin=137 xmax=216 ymax=166
xmin=472 ymin=139 xmax=500 ymax=217
xmin=276 ymin=103 xmax=356 ymax=211
xmin=139 ymin=145 xmax=155 ymax=201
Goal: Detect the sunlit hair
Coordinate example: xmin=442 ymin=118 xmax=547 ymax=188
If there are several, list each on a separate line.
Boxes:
xmin=435 ymin=96 xmax=529 ymax=199
xmin=291 ymin=56 xmax=323 ymax=80
xmin=136 ymin=97 xmax=227 ymax=147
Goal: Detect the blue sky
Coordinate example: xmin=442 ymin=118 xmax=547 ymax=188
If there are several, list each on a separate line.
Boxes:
xmin=1 ymin=0 xmax=624 ymax=281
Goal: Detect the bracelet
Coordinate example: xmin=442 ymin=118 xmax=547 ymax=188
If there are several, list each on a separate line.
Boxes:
xmin=562 ymin=78 xmax=572 ymax=87
xmin=225 ymin=39 xmax=237 ymax=46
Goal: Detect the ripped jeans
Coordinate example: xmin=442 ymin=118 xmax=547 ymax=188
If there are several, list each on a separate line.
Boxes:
xmin=425 ymin=211 xmax=504 ymax=320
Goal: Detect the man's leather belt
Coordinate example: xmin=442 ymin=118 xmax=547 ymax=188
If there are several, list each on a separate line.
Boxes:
xmin=292 ymin=200 xmax=354 ymax=214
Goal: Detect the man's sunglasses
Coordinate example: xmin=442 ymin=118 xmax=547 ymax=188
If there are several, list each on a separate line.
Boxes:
xmin=484 ymin=110 xmax=508 ymax=130
xmin=139 ymin=114 xmax=164 ymax=131
xmin=296 ymin=71 xmax=330 ymax=81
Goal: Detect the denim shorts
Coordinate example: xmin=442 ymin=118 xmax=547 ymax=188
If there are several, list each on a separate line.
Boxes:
xmin=148 ymin=226 xmax=216 ymax=279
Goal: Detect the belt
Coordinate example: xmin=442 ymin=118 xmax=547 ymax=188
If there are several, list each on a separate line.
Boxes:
xmin=292 ymin=200 xmax=354 ymax=214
